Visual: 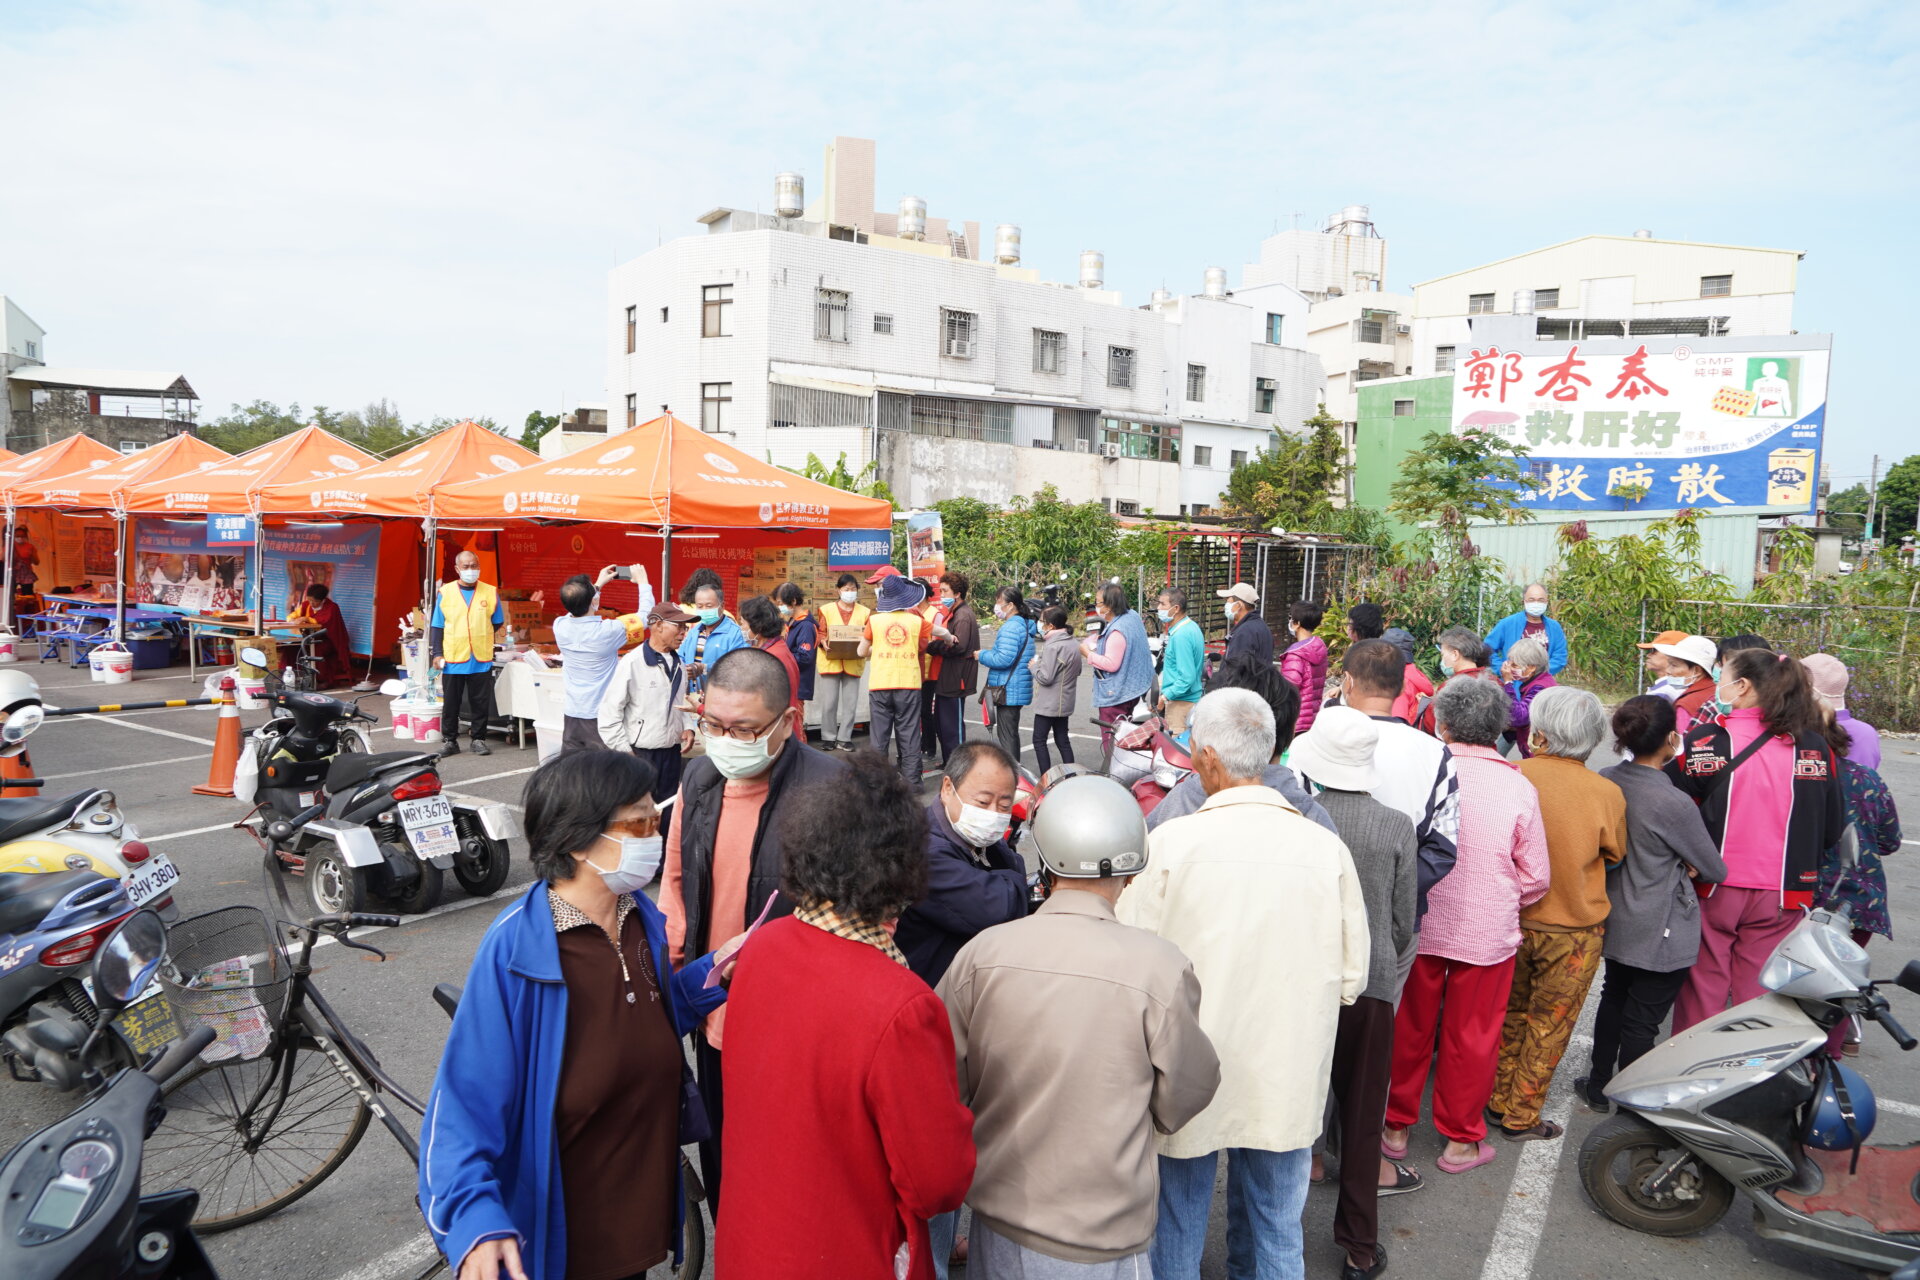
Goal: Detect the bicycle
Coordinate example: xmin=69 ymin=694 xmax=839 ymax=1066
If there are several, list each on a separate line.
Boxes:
xmin=140 ymin=860 xmax=709 ymax=1277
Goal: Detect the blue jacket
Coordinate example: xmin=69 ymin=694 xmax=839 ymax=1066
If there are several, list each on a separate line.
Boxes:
xmin=1160 ymin=616 xmax=1206 ymax=702
xmin=1093 ymin=608 xmax=1155 ymax=708
xmin=1485 ymin=612 xmax=1568 ymax=676
xmin=418 ymin=882 xmax=724 ymax=1279
xmin=786 ymin=614 xmax=818 ymax=701
xmin=977 ymin=616 xmax=1036 ymax=707
xmin=678 ymin=615 xmax=747 ymax=692
xmin=895 ymin=799 xmax=1029 ymax=987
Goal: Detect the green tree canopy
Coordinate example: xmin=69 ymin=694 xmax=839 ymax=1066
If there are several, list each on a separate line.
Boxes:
xmin=1388 ymin=428 xmax=1540 ymax=528
xmin=1876 ymin=455 xmax=1920 ymax=543
xmin=1826 ymin=482 xmax=1869 ymax=536
xmin=199 ymin=399 xmax=496 ymax=458
xmin=1220 ymin=404 xmax=1347 ymax=531
xmin=520 ymin=410 xmax=560 ymax=453
xmin=779 ymin=452 xmax=895 ymax=503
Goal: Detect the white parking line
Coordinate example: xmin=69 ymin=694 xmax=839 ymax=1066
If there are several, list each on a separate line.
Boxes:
xmin=326 ymin=1233 xmax=439 ymax=1280
xmin=41 ymin=754 xmax=211 ymax=781
xmin=1478 ymin=1023 xmax=1596 ymax=1280
xmin=1881 ymin=1098 xmax=1920 ymax=1118
xmin=53 ymin=712 xmax=215 ymax=747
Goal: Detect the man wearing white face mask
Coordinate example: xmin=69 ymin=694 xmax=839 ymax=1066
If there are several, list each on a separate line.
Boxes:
xmin=1485 ymin=583 xmax=1568 ymax=676
xmin=897 ymin=740 xmax=1029 ymax=989
xmin=430 ymin=548 xmax=507 ymax=756
xmin=661 ymin=645 xmax=847 ymax=1214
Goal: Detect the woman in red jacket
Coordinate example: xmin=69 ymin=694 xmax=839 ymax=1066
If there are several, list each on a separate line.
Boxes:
xmin=716 ymin=750 xmax=975 ymax=1279
xmin=1668 ymin=648 xmax=1847 ymax=1032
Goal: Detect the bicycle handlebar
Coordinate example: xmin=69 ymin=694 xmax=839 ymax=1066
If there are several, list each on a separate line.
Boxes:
xmin=304 ymin=911 xmax=403 ymax=932
xmin=147 ymin=1027 xmax=217 ymax=1084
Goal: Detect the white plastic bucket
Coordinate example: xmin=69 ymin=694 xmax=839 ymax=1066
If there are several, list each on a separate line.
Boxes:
xmin=411 ymin=700 xmax=443 ymax=743
xmin=90 ymin=643 xmax=133 ymax=685
xmin=391 ymin=698 xmax=414 ymax=741
xmin=0 ymin=631 xmax=15 ymax=664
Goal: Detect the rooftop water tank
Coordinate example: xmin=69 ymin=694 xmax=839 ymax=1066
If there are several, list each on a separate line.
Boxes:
xmin=1079 ymin=250 xmax=1104 ymax=289
xmin=1151 ymin=287 xmax=1174 ymax=305
xmin=1338 ymin=205 xmax=1371 ymax=232
xmin=1632 ymin=228 xmax=1654 ymax=238
xmin=774 ymin=172 xmax=804 ymax=219
xmin=1203 ymin=267 xmax=1228 ymax=297
xmin=1513 ymin=289 xmax=1536 ymax=314
xmin=898 ymin=196 xmax=927 ymax=242
xmin=994 ymin=224 xmax=1021 ymax=265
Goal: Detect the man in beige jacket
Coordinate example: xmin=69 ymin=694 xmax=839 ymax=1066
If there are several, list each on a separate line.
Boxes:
xmin=939 ymin=774 xmax=1219 ymax=1276
xmin=1119 ymin=687 xmax=1370 ymax=1279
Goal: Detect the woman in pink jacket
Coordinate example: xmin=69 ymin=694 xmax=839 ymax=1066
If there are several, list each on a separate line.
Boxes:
xmin=1279 ymin=601 xmax=1330 ymax=735
xmin=1385 ymin=676 xmax=1549 ymax=1177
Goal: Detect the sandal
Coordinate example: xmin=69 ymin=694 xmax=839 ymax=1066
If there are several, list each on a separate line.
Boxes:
xmin=1378 ymin=1160 xmax=1424 ymax=1197
xmin=1436 ymin=1142 xmax=1497 ymax=1174
xmin=1500 ymin=1120 xmax=1564 ymax=1142
xmin=1380 ymin=1133 xmax=1409 ymax=1160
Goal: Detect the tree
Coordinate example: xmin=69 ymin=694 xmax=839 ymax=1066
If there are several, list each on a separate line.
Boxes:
xmin=998 ymin=484 xmax=1116 ymax=566
xmin=1875 ymin=455 xmax=1920 ymax=544
xmin=520 ymin=410 xmax=560 ymax=453
xmin=1220 ymin=404 xmax=1347 ymax=531
xmin=926 ymin=496 xmax=1000 ymax=563
xmin=1388 ymin=428 xmax=1540 ymax=528
xmin=200 ymin=400 xmax=305 ymax=453
xmin=780 ymin=451 xmax=895 ymax=503
xmin=1826 ymin=482 xmax=1870 ymax=537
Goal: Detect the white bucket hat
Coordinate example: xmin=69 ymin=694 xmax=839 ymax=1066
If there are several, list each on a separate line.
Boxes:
xmin=1287 ymin=705 xmax=1379 ymax=792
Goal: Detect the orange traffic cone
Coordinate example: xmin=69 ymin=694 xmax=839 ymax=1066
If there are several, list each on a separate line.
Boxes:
xmin=194 ymin=676 xmax=242 ymax=798
xmin=0 ymin=748 xmax=35 ymax=798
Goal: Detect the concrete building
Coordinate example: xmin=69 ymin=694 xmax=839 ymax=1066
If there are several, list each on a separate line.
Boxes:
xmin=0 ymin=297 xmax=200 ymax=454
xmin=536 ymin=403 xmax=610 ymax=459
xmin=606 ymin=137 xmax=1325 ymax=517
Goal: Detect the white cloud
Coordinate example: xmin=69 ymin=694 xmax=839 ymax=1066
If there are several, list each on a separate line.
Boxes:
xmin=1 ymin=0 xmax=1913 ymax=478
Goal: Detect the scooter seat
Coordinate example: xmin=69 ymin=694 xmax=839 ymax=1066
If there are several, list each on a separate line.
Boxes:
xmin=0 ymin=793 xmax=95 ymax=846
xmin=327 ymin=751 xmax=440 ymax=793
xmin=0 ymin=869 xmax=114 ymax=939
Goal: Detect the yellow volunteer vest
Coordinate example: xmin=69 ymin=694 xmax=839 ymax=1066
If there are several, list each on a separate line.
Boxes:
xmin=439 ymin=581 xmax=498 ymax=664
xmin=815 ymin=601 xmax=871 ymax=677
xmin=866 ymin=610 xmax=924 ymax=691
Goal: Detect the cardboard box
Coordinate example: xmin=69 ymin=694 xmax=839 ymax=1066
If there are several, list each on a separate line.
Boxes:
xmin=825 ymin=624 xmax=865 ymax=658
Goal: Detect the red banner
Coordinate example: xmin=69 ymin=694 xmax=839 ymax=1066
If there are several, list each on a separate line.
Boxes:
xmin=497 ymin=526 xmax=829 ymax=613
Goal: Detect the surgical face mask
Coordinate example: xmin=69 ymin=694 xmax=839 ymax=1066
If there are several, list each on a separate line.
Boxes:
xmin=777 ymin=604 xmax=793 ymax=619
xmin=586 ymin=832 xmax=664 ymax=895
xmin=939 ymin=594 xmax=956 ymax=608
xmin=703 ymin=722 xmax=781 ymax=779
xmin=952 ymin=801 xmax=1012 ymax=848
xmin=458 ymin=567 xmax=480 ymax=585
xmin=1715 ymin=682 xmax=1741 ymax=710
xmin=1524 ymin=600 xmax=1548 ymax=618
xmin=1223 ymin=601 xmax=1237 ymax=621
xmin=696 ymin=607 xmax=721 ymax=626
xmin=1437 ymin=649 xmax=1454 ymax=676
xmin=840 ymin=589 xmax=858 ymax=606
xmin=1156 ymin=608 xmax=1173 ymax=623
xmin=994 ymin=604 xmax=1011 ymax=621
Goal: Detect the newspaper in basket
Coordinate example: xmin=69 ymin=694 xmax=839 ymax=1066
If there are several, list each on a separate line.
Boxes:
xmin=173 ymin=958 xmax=275 ymax=1062
xmin=160 ymin=905 xmax=290 ymax=1064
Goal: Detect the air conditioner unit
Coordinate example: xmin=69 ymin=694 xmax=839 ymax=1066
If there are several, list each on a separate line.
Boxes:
xmin=1073 ymin=438 xmax=1091 ymax=454
xmin=944 ymin=339 xmax=976 ymax=358
xmin=1396 ymin=324 xmax=1411 ymax=335
xmin=1100 ymin=441 xmax=1122 ymax=460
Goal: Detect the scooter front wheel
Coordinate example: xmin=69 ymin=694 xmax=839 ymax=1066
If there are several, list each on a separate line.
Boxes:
xmin=306 ymin=844 xmax=373 ymax=917
xmin=1580 ymin=1114 xmax=1734 ymax=1236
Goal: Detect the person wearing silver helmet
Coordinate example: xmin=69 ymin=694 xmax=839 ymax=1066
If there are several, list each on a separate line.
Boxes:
xmin=936 ymin=773 xmax=1219 ymax=1277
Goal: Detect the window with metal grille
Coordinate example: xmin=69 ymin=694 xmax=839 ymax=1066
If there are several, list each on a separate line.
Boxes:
xmin=701 ymin=382 xmax=731 ymax=432
xmin=1108 ymin=347 xmax=1135 ymax=389
xmin=942 ymin=309 xmax=977 ymax=358
xmin=1266 ymin=313 xmax=1284 ymax=344
xmin=815 ymin=289 xmax=849 ymax=342
xmin=1115 ymin=500 xmax=1140 ymax=516
xmin=1231 ymin=450 xmax=1247 ymax=468
xmin=1356 ymin=318 xmax=1384 ymax=343
xmin=770 ymin=384 xmax=869 ymax=430
xmin=624 ymin=393 xmax=637 ymax=428
xmin=1033 ymin=329 xmax=1065 ymax=374
xmin=1700 ymin=274 xmax=1732 ymax=298
xmin=1101 ymin=417 xmax=1177 ymax=462
xmin=1192 ymin=445 xmax=1213 ymax=467
xmin=1392 ymin=399 xmax=1415 ymax=416
xmin=1467 ymin=293 xmax=1494 ymax=315
xmin=625 ymin=306 xmax=636 ymax=354
xmin=1186 ymin=364 xmax=1206 ymax=402
xmin=899 ymin=395 xmax=1012 ymax=443
xmin=702 ymin=284 xmax=732 ymax=337
xmin=1534 ymin=287 xmax=1560 ymax=309
xmin=1255 ymin=377 xmax=1276 ymax=414
xmin=873 ymin=313 xmax=893 ymax=335
xmin=1435 ymin=345 xmax=1455 ymax=373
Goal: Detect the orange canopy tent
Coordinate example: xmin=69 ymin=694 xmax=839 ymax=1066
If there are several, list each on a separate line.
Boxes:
xmin=6 ymin=433 xmax=231 ymax=638
xmin=122 ymin=426 xmax=378 ymax=515
xmin=253 ymin=419 xmax=537 ymax=517
xmin=0 ymin=434 xmax=135 ymax=628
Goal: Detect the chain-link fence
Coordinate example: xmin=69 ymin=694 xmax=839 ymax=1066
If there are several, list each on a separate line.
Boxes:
xmin=1640 ymin=599 xmax=1920 ymax=732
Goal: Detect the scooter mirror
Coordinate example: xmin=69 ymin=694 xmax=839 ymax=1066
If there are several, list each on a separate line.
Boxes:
xmin=90 ymin=909 xmax=167 ymax=1016
xmin=378 ymin=679 xmax=407 ymax=697
xmin=1898 ymin=959 xmax=1920 ymax=997
xmin=239 ymin=646 xmax=269 ymax=669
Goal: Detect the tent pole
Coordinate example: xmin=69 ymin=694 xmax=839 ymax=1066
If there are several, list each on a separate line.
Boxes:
xmin=114 ymin=511 xmax=127 ymax=642
xmin=660 ymin=525 xmax=671 ymax=599
xmin=1 ymin=507 xmax=15 ymax=633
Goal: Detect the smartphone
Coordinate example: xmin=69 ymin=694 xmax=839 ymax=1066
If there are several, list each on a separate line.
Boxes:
xmin=612 ymin=566 xmax=633 ymax=581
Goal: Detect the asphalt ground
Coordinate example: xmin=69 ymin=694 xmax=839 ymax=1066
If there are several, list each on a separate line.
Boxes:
xmin=2 ymin=654 xmax=1917 ymax=1279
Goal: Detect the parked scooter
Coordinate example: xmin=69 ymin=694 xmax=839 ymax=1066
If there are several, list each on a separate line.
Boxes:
xmin=0 ymin=908 xmax=220 ymax=1280
xmin=1106 ymin=710 xmax=1193 ymax=816
xmin=0 ymin=670 xmax=180 ymax=921
xmin=1581 ymin=903 xmax=1920 ymax=1273
xmin=238 ymin=649 xmax=518 ymax=918
xmin=1 ymin=874 xmax=180 ymax=1091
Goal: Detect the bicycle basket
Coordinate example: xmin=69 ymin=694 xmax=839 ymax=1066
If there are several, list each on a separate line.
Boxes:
xmin=159 ymin=905 xmax=290 ymax=1062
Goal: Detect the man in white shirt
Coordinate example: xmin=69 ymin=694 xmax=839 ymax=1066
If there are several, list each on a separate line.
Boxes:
xmin=599 ymin=601 xmax=697 ymax=826
xmin=551 ymin=564 xmax=654 ymax=753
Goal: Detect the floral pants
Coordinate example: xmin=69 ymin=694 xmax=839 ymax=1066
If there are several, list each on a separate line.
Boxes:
xmin=1489 ymin=924 xmax=1605 ymax=1130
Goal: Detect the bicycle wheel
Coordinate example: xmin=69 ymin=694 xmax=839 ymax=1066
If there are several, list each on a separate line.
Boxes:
xmin=142 ymin=1036 xmax=373 ymax=1232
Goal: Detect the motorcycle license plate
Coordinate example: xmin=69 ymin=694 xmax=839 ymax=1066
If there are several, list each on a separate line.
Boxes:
xmin=81 ymin=976 xmax=180 ymax=1058
xmin=122 ymin=853 xmax=181 ymax=907
xmin=400 ymin=796 xmax=459 ymax=860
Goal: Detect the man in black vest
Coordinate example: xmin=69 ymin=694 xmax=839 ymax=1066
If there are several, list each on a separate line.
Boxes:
xmin=662 ymin=645 xmax=847 ymax=1214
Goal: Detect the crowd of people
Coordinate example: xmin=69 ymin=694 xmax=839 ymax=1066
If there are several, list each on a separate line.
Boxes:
xmin=415 ymin=562 xmax=1902 ymax=1280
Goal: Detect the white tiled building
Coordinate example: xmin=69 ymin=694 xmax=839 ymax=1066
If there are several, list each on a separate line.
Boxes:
xmin=606 ymin=137 xmax=1325 ymax=517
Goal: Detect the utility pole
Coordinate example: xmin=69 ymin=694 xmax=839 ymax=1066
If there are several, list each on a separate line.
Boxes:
xmin=1866 ymin=453 xmax=1880 ymax=543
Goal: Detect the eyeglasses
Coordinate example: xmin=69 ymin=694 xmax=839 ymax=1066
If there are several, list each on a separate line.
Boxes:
xmin=696 ymin=713 xmax=783 ymax=744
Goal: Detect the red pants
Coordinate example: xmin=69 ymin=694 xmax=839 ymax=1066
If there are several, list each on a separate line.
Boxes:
xmin=1671 ymin=886 xmax=1800 ymax=1033
xmin=1387 ymin=952 xmax=1517 ymax=1145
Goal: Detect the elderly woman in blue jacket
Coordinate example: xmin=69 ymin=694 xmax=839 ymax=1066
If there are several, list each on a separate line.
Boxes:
xmin=420 ymin=750 xmax=728 ymax=1280
xmin=976 ymin=586 xmax=1036 ymax=765
xmin=1485 ymin=582 xmax=1569 ymax=676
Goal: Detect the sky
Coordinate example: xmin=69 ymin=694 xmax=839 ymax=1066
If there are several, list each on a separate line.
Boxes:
xmin=2 ymin=0 xmax=1914 ymax=490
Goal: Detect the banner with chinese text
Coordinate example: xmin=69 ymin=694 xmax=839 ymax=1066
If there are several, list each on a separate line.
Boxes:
xmin=261 ymin=525 xmax=381 ymax=654
xmin=1448 ymin=336 xmax=1829 ymax=512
